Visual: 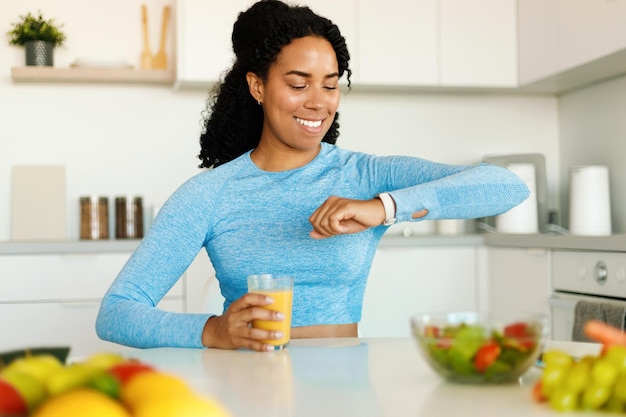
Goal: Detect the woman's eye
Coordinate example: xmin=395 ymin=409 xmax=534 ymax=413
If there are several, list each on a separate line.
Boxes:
xmin=290 ymin=85 xmax=306 ymax=90
xmin=324 ymin=85 xmax=338 ymax=91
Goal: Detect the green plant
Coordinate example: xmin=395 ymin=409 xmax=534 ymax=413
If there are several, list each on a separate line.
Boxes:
xmin=6 ymin=11 xmax=66 ymax=47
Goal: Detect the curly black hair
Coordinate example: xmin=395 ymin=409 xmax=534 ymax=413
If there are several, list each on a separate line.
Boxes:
xmin=198 ymin=0 xmax=352 ymax=169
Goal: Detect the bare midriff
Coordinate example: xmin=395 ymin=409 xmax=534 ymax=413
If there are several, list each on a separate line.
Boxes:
xmin=291 ymin=323 xmax=358 ymax=339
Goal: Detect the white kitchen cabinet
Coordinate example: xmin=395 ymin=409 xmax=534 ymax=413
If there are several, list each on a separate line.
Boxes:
xmin=439 ymin=0 xmax=518 ymax=87
xmin=558 ymin=0 xmax=626 ymax=73
xmin=0 ymin=252 xmax=184 ymax=357
xmin=486 ymin=247 xmax=551 ymax=316
xmin=517 ymin=0 xmax=559 ymax=85
xmin=357 ymin=0 xmax=437 ymax=86
xmin=360 ymin=246 xmax=479 ymax=337
xmin=175 ymin=0 xmax=357 ymax=87
xmin=176 ymin=0 xmax=254 ymax=87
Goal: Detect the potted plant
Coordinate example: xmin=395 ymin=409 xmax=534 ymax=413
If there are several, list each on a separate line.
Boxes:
xmin=6 ymin=11 xmax=66 ymax=66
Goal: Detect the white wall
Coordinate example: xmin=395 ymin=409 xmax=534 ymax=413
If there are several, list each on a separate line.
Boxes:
xmin=559 ymin=74 xmax=626 ymax=233
xmin=0 ymin=0 xmax=560 ymax=241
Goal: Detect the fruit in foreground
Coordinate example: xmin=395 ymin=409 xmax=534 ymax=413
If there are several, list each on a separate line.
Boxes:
xmin=0 ymin=378 xmax=28 ymax=415
xmin=31 ymin=388 xmax=131 ymax=417
xmin=45 ymin=363 xmax=102 ymax=396
xmin=121 ymin=371 xmax=193 ymax=410
xmin=84 ymin=353 xmax=126 ymax=370
xmin=132 ymin=394 xmax=232 ymax=417
xmin=0 ymin=370 xmax=47 ymax=411
xmin=108 ymin=362 xmax=155 ymax=385
xmin=2 ymin=354 xmax=64 ymax=383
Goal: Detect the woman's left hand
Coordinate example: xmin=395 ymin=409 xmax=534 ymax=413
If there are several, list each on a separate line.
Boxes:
xmin=308 ymin=196 xmax=385 ymax=239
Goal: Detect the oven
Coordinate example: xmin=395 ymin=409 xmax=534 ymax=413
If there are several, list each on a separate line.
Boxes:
xmin=549 ymin=250 xmax=626 ymax=341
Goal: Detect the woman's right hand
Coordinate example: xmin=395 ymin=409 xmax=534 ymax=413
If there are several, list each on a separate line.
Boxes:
xmin=201 ymin=293 xmax=285 ymax=351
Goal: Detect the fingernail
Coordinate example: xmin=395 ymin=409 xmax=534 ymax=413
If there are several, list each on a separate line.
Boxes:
xmin=274 ymin=331 xmax=284 ymax=339
xmin=264 ymin=345 xmax=275 ymax=352
xmin=275 ymin=312 xmax=285 ymax=320
xmin=265 ymin=296 xmax=274 ymax=303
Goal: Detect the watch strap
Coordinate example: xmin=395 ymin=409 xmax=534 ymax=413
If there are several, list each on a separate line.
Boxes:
xmin=377 ymin=192 xmax=396 ymax=226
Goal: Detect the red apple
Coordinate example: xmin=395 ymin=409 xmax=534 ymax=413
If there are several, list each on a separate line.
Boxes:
xmin=0 ymin=370 xmax=46 ymax=411
xmin=108 ymin=362 xmax=155 ymax=385
xmin=0 ymin=379 xmax=28 ymax=416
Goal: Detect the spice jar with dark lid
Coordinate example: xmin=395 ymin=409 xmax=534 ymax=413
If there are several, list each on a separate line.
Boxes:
xmin=115 ymin=196 xmax=144 ymax=239
xmin=80 ymin=196 xmax=109 ymax=240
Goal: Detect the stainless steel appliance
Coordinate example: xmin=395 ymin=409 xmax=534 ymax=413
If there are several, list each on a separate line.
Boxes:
xmin=549 ymin=250 xmax=626 ymax=340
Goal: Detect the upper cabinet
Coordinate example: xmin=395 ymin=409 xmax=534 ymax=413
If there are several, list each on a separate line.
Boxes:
xmin=517 ymin=0 xmax=559 ymax=85
xmin=558 ymin=0 xmax=626 ymax=72
xmin=518 ymin=0 xmax=626 ymax=92
xmin=175 ymin=0 xmax=254 ymax=88
xmin=175 ymin=0 xmax=517 ymax=89
xmin=440 ymin=0 xmax=518 ymax=87
xmin=175 ymin=0 xmax=626 ymax=92
xmin=358 ymin=0 xmax=438 ymax=87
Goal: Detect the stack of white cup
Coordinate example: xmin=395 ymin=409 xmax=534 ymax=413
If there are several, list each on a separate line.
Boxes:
xmin=569 ymin=165 xmax=611 ymax=235
xmin=495 ymin=163 xmax=538 ymax=234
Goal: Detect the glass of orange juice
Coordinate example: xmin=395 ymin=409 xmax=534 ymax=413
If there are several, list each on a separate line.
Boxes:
xmin=248 ymin=274 xmax=294 ymax=349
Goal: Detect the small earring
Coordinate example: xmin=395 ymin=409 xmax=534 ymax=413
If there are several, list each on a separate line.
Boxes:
xmin=257 ymin=99 xmax=262 ymax=105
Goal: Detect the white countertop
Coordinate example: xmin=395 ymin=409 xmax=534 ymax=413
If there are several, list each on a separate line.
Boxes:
xmin=2 ymin=232 xmax=625 ymax=254
xmin=117 ymin=338 xmax=604 ymax=417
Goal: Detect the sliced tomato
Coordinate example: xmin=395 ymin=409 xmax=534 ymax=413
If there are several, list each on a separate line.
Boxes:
xmin=504 ymin=322 xmax=529 ymax=338
xmin=474 ymin=342 xmax=501 ymax=373
xmin=504 ymin=322 xmax=536 ymax=349
xmin=424 ymin=325 xmax=440 ymax=338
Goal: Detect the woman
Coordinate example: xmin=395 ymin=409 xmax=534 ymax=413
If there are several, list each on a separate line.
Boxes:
xmin=96 ymin=0 xmax=529 ymax=352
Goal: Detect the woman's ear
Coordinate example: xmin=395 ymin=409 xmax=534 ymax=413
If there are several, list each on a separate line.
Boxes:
xmin=246 ymin=72 xmax=264 ymax=104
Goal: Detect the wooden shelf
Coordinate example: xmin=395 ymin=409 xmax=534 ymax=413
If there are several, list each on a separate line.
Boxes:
xmin=11 ymin=66 xmax=175 ymax=85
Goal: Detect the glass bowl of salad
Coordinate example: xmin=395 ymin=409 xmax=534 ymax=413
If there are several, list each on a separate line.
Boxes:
xmin=411 ymin=311 xmax=548 ymax=384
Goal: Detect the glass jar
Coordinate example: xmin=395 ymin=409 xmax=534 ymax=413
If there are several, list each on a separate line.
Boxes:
xmin=115 ymin=196 xmax=144 ymax=239
xmin=80 ymin=196 xmax=109 ymax=240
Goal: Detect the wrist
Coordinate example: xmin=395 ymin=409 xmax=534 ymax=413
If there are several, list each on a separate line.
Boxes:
xmin=377 ymin=192 xmax=396 ymax=226
xmin=201 ymin=315 xmax=220 ymax=348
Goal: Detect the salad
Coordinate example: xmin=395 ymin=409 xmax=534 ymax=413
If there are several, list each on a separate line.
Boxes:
xmin=416 ymin=321 xmax=540 ymax=383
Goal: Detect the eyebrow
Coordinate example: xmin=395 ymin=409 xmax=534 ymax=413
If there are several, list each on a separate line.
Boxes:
xmin=285 ymin=70 xmax=339 ymax=79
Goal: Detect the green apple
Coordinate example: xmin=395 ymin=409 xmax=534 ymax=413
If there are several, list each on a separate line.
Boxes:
xmin=3 ymin=354 xmax=63 ymax=383
xmin=0 ymin=370 xmax=47 ymax=411
xmin=45 ymin=363 xmax=101 ymax=397
xmin=84 ymin=352 xmax=126 ymax=370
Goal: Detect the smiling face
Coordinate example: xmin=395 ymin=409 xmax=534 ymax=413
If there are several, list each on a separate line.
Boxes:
xmin=247 ymin=36 xmax=340 ymax=170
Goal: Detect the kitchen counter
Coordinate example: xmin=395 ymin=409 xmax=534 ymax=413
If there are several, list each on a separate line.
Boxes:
xmin=1 ymin=232 xmax=624 ymax=255
xmin=118 ymin=338 xmax=604 ymax=417
xmin=484 ymin=233 xmax=626 ymax=252
xmin=0 ymin=234 xmax=483 ymax=255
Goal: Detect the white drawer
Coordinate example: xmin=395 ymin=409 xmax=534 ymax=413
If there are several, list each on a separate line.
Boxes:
xmin=0 ymin=254 xmax=183 ymax=301
xmin=0 ymin=298 xmax=184 ymax=357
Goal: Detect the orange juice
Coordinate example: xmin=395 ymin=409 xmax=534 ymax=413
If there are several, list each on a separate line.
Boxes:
xmin=251 ymin=288 xmax=293 ymax=347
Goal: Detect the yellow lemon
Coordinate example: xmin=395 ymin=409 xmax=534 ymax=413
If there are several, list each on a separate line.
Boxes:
xmin=120 ymin=371 xmax=193 ymax=409
xmin=133 ymin=394 xmax=232 ymax=417
xmin=31 ymin=388 xmax=131 ymax=417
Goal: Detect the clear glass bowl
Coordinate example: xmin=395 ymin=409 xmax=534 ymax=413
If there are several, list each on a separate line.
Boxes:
xmin=411 ymin=311 xmax=548 ymax=384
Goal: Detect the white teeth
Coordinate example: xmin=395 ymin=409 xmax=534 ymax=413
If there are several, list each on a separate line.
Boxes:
xmin=296 ymin=118 xmax=322 ymax=128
